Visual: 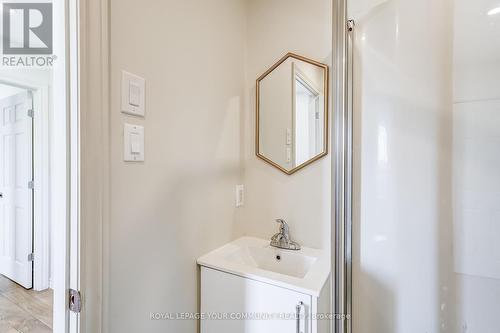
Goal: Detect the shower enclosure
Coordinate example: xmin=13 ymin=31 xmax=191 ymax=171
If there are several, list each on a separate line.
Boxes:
xmin=335 ymin=0 xmax=500 ymax=331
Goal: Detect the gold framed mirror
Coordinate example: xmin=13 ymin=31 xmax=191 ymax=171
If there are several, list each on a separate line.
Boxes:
xmin=256 ymin=53 xmax=329 ymax=175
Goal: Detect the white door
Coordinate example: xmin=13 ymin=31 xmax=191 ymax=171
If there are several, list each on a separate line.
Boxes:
xmin=0 ymin=91 xmax=33 ymax=289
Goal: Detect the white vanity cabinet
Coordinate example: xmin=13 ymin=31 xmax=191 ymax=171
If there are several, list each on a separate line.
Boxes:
xmin=200 ymin=267 xmax=329 ymax=333
xmin=197 ymin=237 xmax=331 ymax=333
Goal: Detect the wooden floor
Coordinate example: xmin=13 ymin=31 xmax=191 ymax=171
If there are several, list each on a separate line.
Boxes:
xmin=0 ymin=274 xmax=53 ymax=333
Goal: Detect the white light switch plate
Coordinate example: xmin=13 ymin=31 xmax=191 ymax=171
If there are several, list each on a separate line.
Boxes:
xmin=124 ymin=123 xmax=144 ymax=162
xmin=121 ymin=71 xmax=145 ymax=117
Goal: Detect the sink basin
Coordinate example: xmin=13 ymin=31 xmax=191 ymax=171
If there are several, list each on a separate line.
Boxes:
xmin=225 ymin=244 xmax=316 ymax=278
xmin=197 ymin=237 xmax=330 ymax=296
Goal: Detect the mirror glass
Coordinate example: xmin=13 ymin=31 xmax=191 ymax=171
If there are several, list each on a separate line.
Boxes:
xmin=256 ymin=53 xmax=328 ymax=174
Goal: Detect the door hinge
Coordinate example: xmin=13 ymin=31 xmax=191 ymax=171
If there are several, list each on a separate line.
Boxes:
xmin=28 ymin=109 xmax=34 ymax=118
xmin=347 ymin=19 xmax=355 ymax=32
xmin=28 ymin=181 xmax=34 ymax=189
xmin=27 ymin=253 xmax=34 ymax=261
xmin=69 ymin=289 xmax=82 ymax=313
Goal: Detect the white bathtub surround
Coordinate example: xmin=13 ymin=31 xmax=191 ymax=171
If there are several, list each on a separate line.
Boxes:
xmin=451 ymin=0 xmax=500 ymax=330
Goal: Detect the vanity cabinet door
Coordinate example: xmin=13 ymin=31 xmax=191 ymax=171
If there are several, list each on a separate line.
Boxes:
xmin=201 ymin=267 xmax=312 ymax=333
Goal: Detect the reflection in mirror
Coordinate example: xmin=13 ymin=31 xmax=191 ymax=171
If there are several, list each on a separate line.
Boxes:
xmin=256 ymin=53 xmax=328 ymax=175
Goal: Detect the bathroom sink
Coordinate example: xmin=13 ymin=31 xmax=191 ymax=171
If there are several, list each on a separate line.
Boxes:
xmin=197 ymin=237 xmax=330 ymax=296
xmin=225 ymin=244 xmax=316 ymax=278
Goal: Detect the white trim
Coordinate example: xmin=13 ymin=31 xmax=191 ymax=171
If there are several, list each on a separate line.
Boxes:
xmin=0 ymin=77 xmax=51 ymax=292
xmin=33 ymin=84 xmax=51 ymax=291
xmin=52 ymin=0 xmax=74 ymax=331
xmin=69 ymin=0 xmax=80 ymax=331
xmin=78 ymin=0 xmax=109 ymax=331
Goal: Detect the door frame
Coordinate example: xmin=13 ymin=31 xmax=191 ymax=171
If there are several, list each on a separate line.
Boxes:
xmin=77 ymin=0 xmax=109 ymax=331
xmin=0 ymin=78 xmax=50 ymax=292
xmin=332 ymin=0 xmax=353 ymax=333
xmin=52 ymin=0 xmax=80 ymax=331
xmin=1 ymin=0 xmax=84 ymax=331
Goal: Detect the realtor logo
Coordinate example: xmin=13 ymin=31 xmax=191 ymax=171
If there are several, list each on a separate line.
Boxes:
xmin=2 ymin=3 xmax=53 ymax=54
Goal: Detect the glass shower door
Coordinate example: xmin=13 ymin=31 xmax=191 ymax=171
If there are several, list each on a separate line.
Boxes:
xmin=349 ymin=0 xmax=500 ymax=331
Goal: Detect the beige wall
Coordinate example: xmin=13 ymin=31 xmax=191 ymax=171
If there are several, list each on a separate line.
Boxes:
xmin=108 ymin=0 xmax=246 ymax=331
xmin=235 ymin=0 xmax=332 ymax=250
xmin=107 ymin=1 xmax=331 ymax=331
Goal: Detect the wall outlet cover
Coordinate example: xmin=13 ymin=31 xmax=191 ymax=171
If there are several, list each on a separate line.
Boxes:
xmin=236 ymin=185 xmax=245 ymax=207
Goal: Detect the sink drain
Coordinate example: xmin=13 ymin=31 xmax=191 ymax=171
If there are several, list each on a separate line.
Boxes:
xmin=276 ymin=255 xmax=281 ymax=261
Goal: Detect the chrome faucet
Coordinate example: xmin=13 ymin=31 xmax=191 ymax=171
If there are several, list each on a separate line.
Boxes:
xmin=270 ymin=219 xmax=301 ymax=250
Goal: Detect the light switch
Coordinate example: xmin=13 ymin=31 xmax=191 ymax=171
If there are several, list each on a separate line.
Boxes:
xmin=124 ymin=123 xmax=144 ymax=162
xmin=128 ymin=81 xmax=141 ymax=107
xmin=121 ymin=71 xmax=145 ymax=117
xmin=130 ymin=133 xmax=141 ymax=153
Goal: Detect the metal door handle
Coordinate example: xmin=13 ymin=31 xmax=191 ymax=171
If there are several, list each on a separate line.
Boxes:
xmin=296 ymin=301 xmax=305 ymax=333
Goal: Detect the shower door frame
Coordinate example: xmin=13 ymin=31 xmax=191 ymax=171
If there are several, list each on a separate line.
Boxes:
xmin=332 ymin=0 xmax=353 ymax=332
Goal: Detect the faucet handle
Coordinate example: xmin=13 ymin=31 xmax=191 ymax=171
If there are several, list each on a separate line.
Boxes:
xmin=271 ymin=218 xmax=300 ymax=250
xmin=275 ymin=219 xmax=289 ymax=234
